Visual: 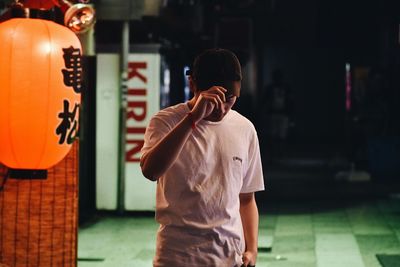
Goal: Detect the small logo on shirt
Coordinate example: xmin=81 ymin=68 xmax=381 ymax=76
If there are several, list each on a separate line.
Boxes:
xmin=233 ymin=156 xmax=242 ymax=163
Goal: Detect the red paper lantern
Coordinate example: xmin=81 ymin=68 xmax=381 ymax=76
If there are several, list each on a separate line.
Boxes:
xmin=0 ymin=18 xmax=82 ymax=170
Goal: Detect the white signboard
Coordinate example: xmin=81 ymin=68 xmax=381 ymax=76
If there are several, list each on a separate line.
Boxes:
xmin=96 ymin=52 xmax=160 ymax=211
xmin=96 ymin=54 xmax=120 ymax=210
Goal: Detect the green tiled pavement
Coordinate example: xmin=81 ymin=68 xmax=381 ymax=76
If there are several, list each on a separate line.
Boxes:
xmin=78 ymin=198 xmax=400 ymax=267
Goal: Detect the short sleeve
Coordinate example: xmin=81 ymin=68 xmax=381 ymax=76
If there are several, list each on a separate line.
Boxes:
xmin=240 ymin=129 xmax=265 ymax=193
xmin=141 ymin=116 xmax=172 ymax=158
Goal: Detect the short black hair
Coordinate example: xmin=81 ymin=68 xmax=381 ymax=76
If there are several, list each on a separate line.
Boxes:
xmin=189 ymin=48 xmax=242 ymax=95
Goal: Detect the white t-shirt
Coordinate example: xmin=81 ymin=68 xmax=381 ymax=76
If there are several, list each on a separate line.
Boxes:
xmin=141 ymin=102 xmax=265 ymax=267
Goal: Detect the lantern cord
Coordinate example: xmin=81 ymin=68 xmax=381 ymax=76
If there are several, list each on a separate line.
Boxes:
xmin=0 ymin=168 xmax=9 ymax=192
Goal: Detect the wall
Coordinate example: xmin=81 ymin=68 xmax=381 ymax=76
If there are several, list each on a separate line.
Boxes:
xmin=0 ymin=142 xmax=79 ymax=267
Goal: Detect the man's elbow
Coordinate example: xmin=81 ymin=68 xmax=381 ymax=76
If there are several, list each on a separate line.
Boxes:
xmin=140 ymin=159 xmax=158 ymax=181
xmin=142 ymin=166 xmax=158 ymax=182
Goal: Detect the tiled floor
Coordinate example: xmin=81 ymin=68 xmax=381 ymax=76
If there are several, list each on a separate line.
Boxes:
xmin=78 ymin=197 xmax=400 ymax=267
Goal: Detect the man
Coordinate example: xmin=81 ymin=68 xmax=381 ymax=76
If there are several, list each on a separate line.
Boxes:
xmin=140 ymin=48 xmax=264 ymax=267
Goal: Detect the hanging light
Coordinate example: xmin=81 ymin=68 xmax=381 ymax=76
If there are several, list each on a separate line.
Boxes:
xmin=52 ymin=0 xmax=95 ymax=33
xmin=0 ymin=18 xmax=82 ymax=174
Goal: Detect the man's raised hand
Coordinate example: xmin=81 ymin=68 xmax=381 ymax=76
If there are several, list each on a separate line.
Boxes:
xmin=190 ymin=86 xmax=227 ymax=122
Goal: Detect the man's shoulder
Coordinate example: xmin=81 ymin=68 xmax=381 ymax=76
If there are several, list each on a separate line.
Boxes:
xmin=229 ymin=110 xmax=256 ymax=129
xmin=153 ymin=103 xmax=187 ymax=120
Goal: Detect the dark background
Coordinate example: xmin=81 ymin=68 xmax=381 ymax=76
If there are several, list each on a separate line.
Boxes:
xmin=92 ymin=0 xmax=400 ymax=202
xmin=94 ymin=0 xmax=400 ymax=141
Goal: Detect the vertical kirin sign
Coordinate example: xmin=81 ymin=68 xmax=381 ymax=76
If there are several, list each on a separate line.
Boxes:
xmin=124 ymin=53 xmax=160 ymax=210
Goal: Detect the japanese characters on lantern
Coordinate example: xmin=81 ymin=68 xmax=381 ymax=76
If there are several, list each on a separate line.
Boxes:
xmin=57 ymin=46 xmax=82 ymax=145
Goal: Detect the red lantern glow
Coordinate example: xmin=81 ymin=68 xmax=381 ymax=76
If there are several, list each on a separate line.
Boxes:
xmin=22 ymin=0 xmax=57 ymax=10
xmin=0 ymin=18 xmax=82 ymax=170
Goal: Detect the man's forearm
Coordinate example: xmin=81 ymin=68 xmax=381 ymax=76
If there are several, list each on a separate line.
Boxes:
xmin=140 ymin=114 xmax=194 ymax=180
xmin=239 ymin=193 xmax=259 ymax=253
